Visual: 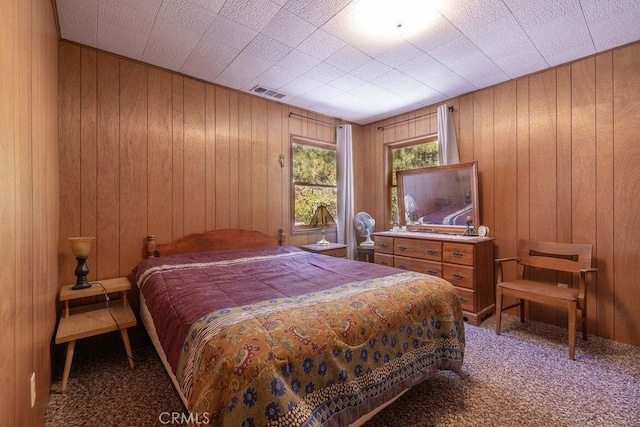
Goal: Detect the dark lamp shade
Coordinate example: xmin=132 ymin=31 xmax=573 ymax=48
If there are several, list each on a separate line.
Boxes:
xmin=309 ymin=205 xmax=335 ymax=227
xmin=69 ymin=237 xmax=95 ymax=257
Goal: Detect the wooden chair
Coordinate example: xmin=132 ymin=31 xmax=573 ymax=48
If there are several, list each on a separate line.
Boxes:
xmin=495 ymin=239 xmax=597 ymax=360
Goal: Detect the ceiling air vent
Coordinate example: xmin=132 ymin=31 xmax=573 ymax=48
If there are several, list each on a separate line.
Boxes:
xmin=251 ymin=85 xmax=286 ymax=99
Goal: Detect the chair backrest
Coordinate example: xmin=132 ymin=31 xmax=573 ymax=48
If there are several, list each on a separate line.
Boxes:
xmin=517 ymin=239 xmax=593 ymax=276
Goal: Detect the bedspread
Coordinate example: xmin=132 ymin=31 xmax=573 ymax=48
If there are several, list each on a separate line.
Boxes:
xmin=134 ymin=246 xmax=465 ymax=426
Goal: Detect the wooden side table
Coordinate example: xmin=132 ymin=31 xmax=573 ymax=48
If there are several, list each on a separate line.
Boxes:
xmin=300 ymin=242 xmax=348 ymax=258
xmin=356 ymin=246 xmax=375 ymax=262
xmin=55 ymin=277 xmax=137 ymax=392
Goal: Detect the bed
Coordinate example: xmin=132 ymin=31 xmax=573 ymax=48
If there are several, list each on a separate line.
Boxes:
xmin=134 ymin=229 xmax=465 ymax=426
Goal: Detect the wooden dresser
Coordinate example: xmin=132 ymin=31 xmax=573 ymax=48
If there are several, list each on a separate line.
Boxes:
xmin=373 ymin=231 xmax=495 ymax=325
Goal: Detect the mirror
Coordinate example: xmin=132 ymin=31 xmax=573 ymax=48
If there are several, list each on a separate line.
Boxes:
xmin=397 ymin=160 xmax=479 ymax=233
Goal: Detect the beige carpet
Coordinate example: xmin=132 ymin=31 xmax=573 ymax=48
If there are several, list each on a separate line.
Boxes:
xmin=45 ymin=314 xmax=640 ymax=426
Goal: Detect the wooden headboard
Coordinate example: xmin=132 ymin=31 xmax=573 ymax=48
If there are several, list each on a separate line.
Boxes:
xmin=146 ymin=229 xmax=286 ymax=257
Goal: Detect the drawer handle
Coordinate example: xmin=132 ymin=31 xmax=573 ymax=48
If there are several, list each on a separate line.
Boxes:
xmin=452 ymin=251 xmax=464 ymax=258
xmin=398 ymin=246 xmax=407 ymax=251
xmin=380 ymin=261 xmax=388 ymax=266
xmin=452 ymin=273 xmax=465 ymax=280
xmin=427 ymin=269 xmax=437 ymax=275
xmin=379 ymin=242 xmax=388 ymax=248
xmin=426 ymin=249 xmax=438 ymax=255
xmin=397 ymin=264 xmax=407 ymax=269
xmin=459 ymin=296 xmax=468 ymax=303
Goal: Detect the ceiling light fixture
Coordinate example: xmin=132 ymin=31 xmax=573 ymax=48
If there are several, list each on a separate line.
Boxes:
xmin=355 ymin=0 xmax=444 ymax=39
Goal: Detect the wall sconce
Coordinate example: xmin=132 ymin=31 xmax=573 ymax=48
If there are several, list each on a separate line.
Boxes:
xmin=69 ymin=237 xmax=95 ymax=290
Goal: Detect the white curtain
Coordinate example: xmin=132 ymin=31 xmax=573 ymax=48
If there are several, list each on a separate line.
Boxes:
xmin=437 ymin=104 xmax=460 ymax=165
xmin=337 ymin=124 xmax=356 ymax=259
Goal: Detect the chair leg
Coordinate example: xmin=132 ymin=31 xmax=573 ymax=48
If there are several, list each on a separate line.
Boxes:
xmin=519 ymin=299 xmax=525 ymax=323
xmin=582 ymin=306 xmax=588 ymax=341
xmin=568 ymin=302 xmax=577 ymax=360
xmin=495 ymin=286 xmax=503 ymax=335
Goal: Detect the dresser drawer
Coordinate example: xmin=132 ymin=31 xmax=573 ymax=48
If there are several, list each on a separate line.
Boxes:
xmin=374 ymin=253 xmax=394 ymax=267
xmin=394 ymin=238 xmax=442 ymax=261
xmin=393 ymin=256 xmax=442 ymax=277
xmin=443 ymin=264 xmax=474 ymax=289
xmin=455 ymin=287 xmax=475 ymax=312
xmin=322 ymin=248 xmax=346 ymax=258
xmin=443 ymin=242 xmax=474 ymax=266
xmin=374 ymin=236 xmax=394 ymax=254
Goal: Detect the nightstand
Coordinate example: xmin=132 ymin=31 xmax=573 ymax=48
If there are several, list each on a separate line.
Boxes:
xmin=55 ymin=277 xmax=137 ymax=392
xmin=300 ymin=242 xmax=348 ymax=258
xmin=356 ymin=246 xmax=375 ymax=263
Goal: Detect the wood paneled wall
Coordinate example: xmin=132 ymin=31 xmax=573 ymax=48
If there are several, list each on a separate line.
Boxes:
xmin=58 ymin=41 xmax=345 ymax=287
xmin=0 ymin=0 xmax=59 ymax=425
xmin=360 ymin=42 xmax=640 ymax=346
xmin=58 ymin=40 xmax=640 ymax=347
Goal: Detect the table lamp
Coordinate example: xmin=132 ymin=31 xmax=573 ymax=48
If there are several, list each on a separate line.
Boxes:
xmin=69 ymin=237 xmax=95 ymax=290
xmin=310 ymin=204 xmax=335 ymax=246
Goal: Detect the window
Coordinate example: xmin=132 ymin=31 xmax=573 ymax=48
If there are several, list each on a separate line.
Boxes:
xmin=386 ymin=136 xmax=439 ymax=224
xmin=291 ymin=136 xmax=337 ymax=234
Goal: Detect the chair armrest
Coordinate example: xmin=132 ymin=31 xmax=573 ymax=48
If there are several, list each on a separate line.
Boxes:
xmin=495 ymin=257 xmax=518 ymax=283
xmin=577 ymin=268 xmax=597 ymax=303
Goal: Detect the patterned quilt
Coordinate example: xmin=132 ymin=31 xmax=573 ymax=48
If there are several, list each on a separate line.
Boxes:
xmin=134 ymin=246 xmax=465 ymax=426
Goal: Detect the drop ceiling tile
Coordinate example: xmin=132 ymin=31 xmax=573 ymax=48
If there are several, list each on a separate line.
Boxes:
xmin=284 ymin=0 xmax=352 ymax=27
xmin=396 ymin=53 xmax=441 ymax=79
xmin=405 ymin=14 xmax=463 ymax=53
xmin=465 ymin=14 xmax=532 ymax=60
xmin=582 ymin=0 xmax=640 ymax=52
xmin=297 ymin=29 xmax=347 ymax=60
xmin=428 ymin=35 xmax=481 ymax=66
xmin=123 ymin=0 xmax=163 ymax=14
xmin=350 ymin=60 xmax=393 ymax=82
xmin=186 ymin=0 xmax=226 ymax=13
xmin=329 ymin=74 xmax=366 ymax=91
xmin=204 ymin=15 xmax=258 ymax=50
xmin=416 ymin=66 xmax=476 ymax=97
xmin=277 ymin=50 xmax=321 ymax=73
xmin=346 ymin=81 xmax=386 ymax=98
xmin=57 ymin=0 xmax=98 ymax=47
xmin=244 ymin=34 xmax=292 ymax=63
xmin=440 ymin=0 xmax=512 ymax=34
xmin=279 ymin=75 xmax=325 ymax=97
xmin=302 ymin=62 xmax=344 ymax=84
xmin=497 ymin=58 xmax=547 ymax=79
xmin=180 ymin=57 xmax=229 ymax=82
xmin=143 ymin=19 xmax=201 ymax=71
xmin=245 ymin=65 xmax=302 ymax=90
xmin=261 ymin=8 xmax=317 ymax=48
xmin=325 ymin=44 xmax=370 ymax=73
xmin=372 ymin=70 xmax=422 ymax=94
xmin=320 ymin=1 xmax=401 ymax=57
xmin=300 ymin=85 xmax=344 ymax=103
xmin=157 ymin=0 xmax=218 ymax=34
xmin=376 ymin=41 xmax=423 ymax=68
xmin=219 ymin=0 xmax=282 ymax=32
xmin=98 ymin=20 xmax=149 ymax=60
xmin=186 ymin=36 xmax=240 ymax=67
xmin=504 ymin=0 xmax=581 ymax=31
xmin=215 ymin=53 xmax=273 ymax=88
xmin=448 ymin=51 xmax=505 ymax=82
xmin=100 ymin=0 xmax=156 ymax=36
xmin=523 ymin=9 xmax=595 ymax=66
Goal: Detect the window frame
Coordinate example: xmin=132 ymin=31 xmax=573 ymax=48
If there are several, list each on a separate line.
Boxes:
xmin=289 ymin=135 xmax=338 ymax=236
xmin=384 ymin=134 xmax=439 ymax=227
